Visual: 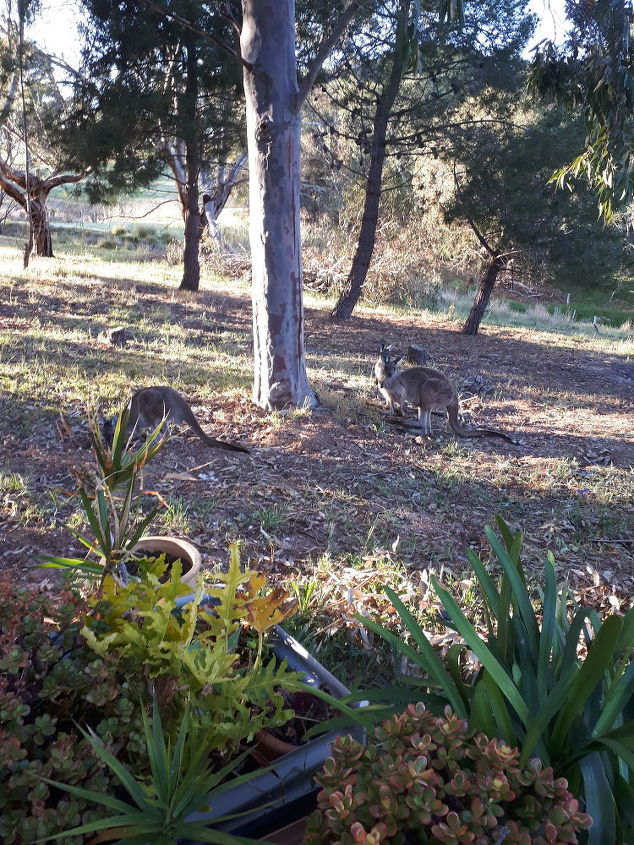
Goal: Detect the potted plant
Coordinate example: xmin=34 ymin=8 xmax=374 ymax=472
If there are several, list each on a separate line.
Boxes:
xmin=6 ymin=543 xmax=362 ymax=842
xmin=42 ymin=407 xmax=200 ymax=587
xmin=182 ymin=621 xmax=366 ymax=843
xmin=80 ymin=544 xmax=367 ymax=842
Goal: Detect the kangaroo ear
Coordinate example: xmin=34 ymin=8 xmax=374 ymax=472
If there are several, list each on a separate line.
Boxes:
xmin=393 ymin=355 xmax=403 ymax=365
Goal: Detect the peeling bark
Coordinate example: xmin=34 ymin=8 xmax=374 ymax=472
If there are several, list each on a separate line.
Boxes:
xmin=241 ymin=0 xmax=315 ymax=410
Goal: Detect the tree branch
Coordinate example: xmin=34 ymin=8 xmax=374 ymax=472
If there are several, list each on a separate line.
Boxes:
xmin=41 ymin=172 xmax=84 ymax=190
xmin=452 ymin=163 xmax=501 ymax=260
xmin=0 ymin=69 xmax=18 ymax=125
xmin=0 ymin=169 xmax=26 ymax=206
xmin=0 ymin=160 xmax=84 ymax=194
xmin=296 ymin=2 xmax=365 ymax=110
xmin=134 ymin=0 xmax=252 ymax=72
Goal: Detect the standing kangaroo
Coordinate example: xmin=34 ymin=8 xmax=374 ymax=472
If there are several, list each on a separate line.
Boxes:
xmin=102 ymin=386 xmax=250 ymax=453
xmin=374 ymin=343 xmax=397 ymax=409
xmin=374 ymin=348 xmax=515 ymax=443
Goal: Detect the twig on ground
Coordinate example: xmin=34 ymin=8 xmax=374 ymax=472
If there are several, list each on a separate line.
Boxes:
xmin=586 ymin=538 xmax=634 ymax=545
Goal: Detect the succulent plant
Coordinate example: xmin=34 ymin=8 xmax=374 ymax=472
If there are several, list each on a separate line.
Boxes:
xmin=305 ymin=702 xmax=592 ymax=845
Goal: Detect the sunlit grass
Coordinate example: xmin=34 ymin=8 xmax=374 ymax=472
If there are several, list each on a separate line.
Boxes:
xmin=0 ymin=224 xmax=632 ymax=687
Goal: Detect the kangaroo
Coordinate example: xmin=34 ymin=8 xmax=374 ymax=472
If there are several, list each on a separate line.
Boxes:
xmin=102 ymin=386 xmax=250 ymax=453
xmin=375 ymin=351 xmax=515 ymax=443
xmin=375 ymin=343 xmax=402 ymax=411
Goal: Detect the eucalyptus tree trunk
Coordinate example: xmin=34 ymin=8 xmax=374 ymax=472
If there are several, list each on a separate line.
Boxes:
xmin=0 ymin=162 xmax=82 ymax=259
xmin=201 ymin=153 xmax=247 ymax=248
xmin=332 ymin=0 xmax=411 ymax=321
xmin=240 ymin=0 xmax=315 ymax=409
xmin=27 ymin=190 xmax=53 ymax=257
xmin=179 ymin=37 xmax=201 ymax=292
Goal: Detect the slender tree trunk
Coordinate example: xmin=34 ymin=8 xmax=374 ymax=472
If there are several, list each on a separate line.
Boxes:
xmin=241 ymin=0 xmax=316 ymax=410
xmin=179 ymin=38 xmax=201 ymax=292
xmin=331 ymin=0 xmax=410 ymax=321
xmin=201 ymin=153 xmax=247 ymax=249
xmin=162 ymin=139 xmax=188 ymax=221
xmin=462 ymin=255 xmax=504 ymax=335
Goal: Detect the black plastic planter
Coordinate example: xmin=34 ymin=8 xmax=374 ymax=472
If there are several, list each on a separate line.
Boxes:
xmin=180 ymin=623 xmax=364 ymax=843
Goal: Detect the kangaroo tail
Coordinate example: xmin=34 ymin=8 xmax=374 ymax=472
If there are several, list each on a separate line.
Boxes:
xmin=203 ymin=436 xmax=250 ymax=453
xmin=185 ymin=413 xmax=250 ymax=453
xmin=447 ymin=400 xmax=516 ymax=443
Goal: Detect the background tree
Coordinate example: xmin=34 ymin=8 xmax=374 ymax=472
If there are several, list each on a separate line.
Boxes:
xmin=0 ymin=4 xmax=82 ymax=261
xmin=529 ymin=0 xmax=634 ymax=220
xmin=444 ymin=102 xmax=633 ymax=334
xmin=58 ymin=0 xmax=244 ymax=291
xmin=325 ymin=0 xmax=535 ymax=319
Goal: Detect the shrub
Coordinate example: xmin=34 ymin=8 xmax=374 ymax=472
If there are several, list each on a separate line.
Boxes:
xmin=81 ymin=544 xmax=299 ymax=752
xmin=41 ymin=406 xmax=168 ymax=585
xmin=305 ymin=703 xmax=592 ymax=845
xmin=0 ymin=580 xmax=147 ymax=843
xmin=0 ymin=543 xmax=301 ymax=841
xmin=42 ymin=696 xmax=270 ymax=844
xmin=355 ymin=518 xmax=634 ymax=843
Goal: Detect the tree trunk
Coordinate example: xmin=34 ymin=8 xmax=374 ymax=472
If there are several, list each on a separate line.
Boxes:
xmin=201 ymin=153 xmax=247 ymax=249
xmin=162 ymin=139 xmax=188 ymax=221
xmin=179 ymin=38 xmax=201 ymax=292
xmin=27 ymin=190 xmax=54 ymax=257
xmin=0 ymin=163 xmax=82 ymax=260
xmin=241 ymin=0 xmax=316 ymax=410
xmin=331 ymin=0 xmax=410 ymax=321
xmin=462 ymin=255 xmax=504 ymax=335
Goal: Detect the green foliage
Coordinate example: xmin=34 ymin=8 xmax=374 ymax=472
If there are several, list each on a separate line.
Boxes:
xmin=40 ymin=407 xmax=167 ymax=584
xmin=305 ymin=702 xmax=592 ymax=844
xmin=0 ymin=545 xmax=304 ymax=841
xmin=57 ymin=0 xmax=244 ymax=203
xmin=0 ymin=579 xmax=147 ymax=843
xmin=40 ymin=696 xmax=272 ymax=845
xmin=445 ymin=103 xmax=632 ymax=294
xmin=357 ymin=519 xmax=634 ymax=843
xmin=528 ymin=0 xmax=634 ymax=221
xmin=82 ymin=543 xmax=299 ymax=752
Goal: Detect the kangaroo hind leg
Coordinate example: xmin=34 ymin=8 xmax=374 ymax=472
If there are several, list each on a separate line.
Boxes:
xmin=417 ymin=406 xmax=432 ymax=435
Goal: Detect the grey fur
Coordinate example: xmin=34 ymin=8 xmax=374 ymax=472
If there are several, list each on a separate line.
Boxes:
xmin=374 ymin=347 xmax=515 ymax=442
xmin=103 ymin=386 xmax=249 ymax=453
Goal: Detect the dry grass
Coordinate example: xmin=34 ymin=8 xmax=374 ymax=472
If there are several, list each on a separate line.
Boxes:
xmin=0 ymin=235 xmax=632 ymax=682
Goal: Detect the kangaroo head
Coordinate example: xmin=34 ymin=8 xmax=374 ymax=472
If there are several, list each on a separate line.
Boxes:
xmin=383 ymin=355 xmax=402 ymax=379
xmin=101 ymin=414 xmax=118 ymax=444
xmin=376 ymin=343 xmax=403 ymax=378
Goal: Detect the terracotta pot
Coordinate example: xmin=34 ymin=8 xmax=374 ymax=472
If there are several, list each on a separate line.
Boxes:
xmin=132 ymin=535 xmax=201 ymax=586
xmin=252 ymin=729 xmax=298 ymax=766
xmin=259 ymin=817 xmax=307 ymax=844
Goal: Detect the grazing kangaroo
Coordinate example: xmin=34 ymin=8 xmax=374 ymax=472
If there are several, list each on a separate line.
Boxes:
xmin=102 ymin=386 xmax=250 ymax=453
xmin=374 ymin=349 xmax=515 ymax=443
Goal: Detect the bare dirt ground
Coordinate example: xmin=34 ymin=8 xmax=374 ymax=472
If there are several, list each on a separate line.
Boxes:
xmin=0 ymin=276 xmax=632 ymax=629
